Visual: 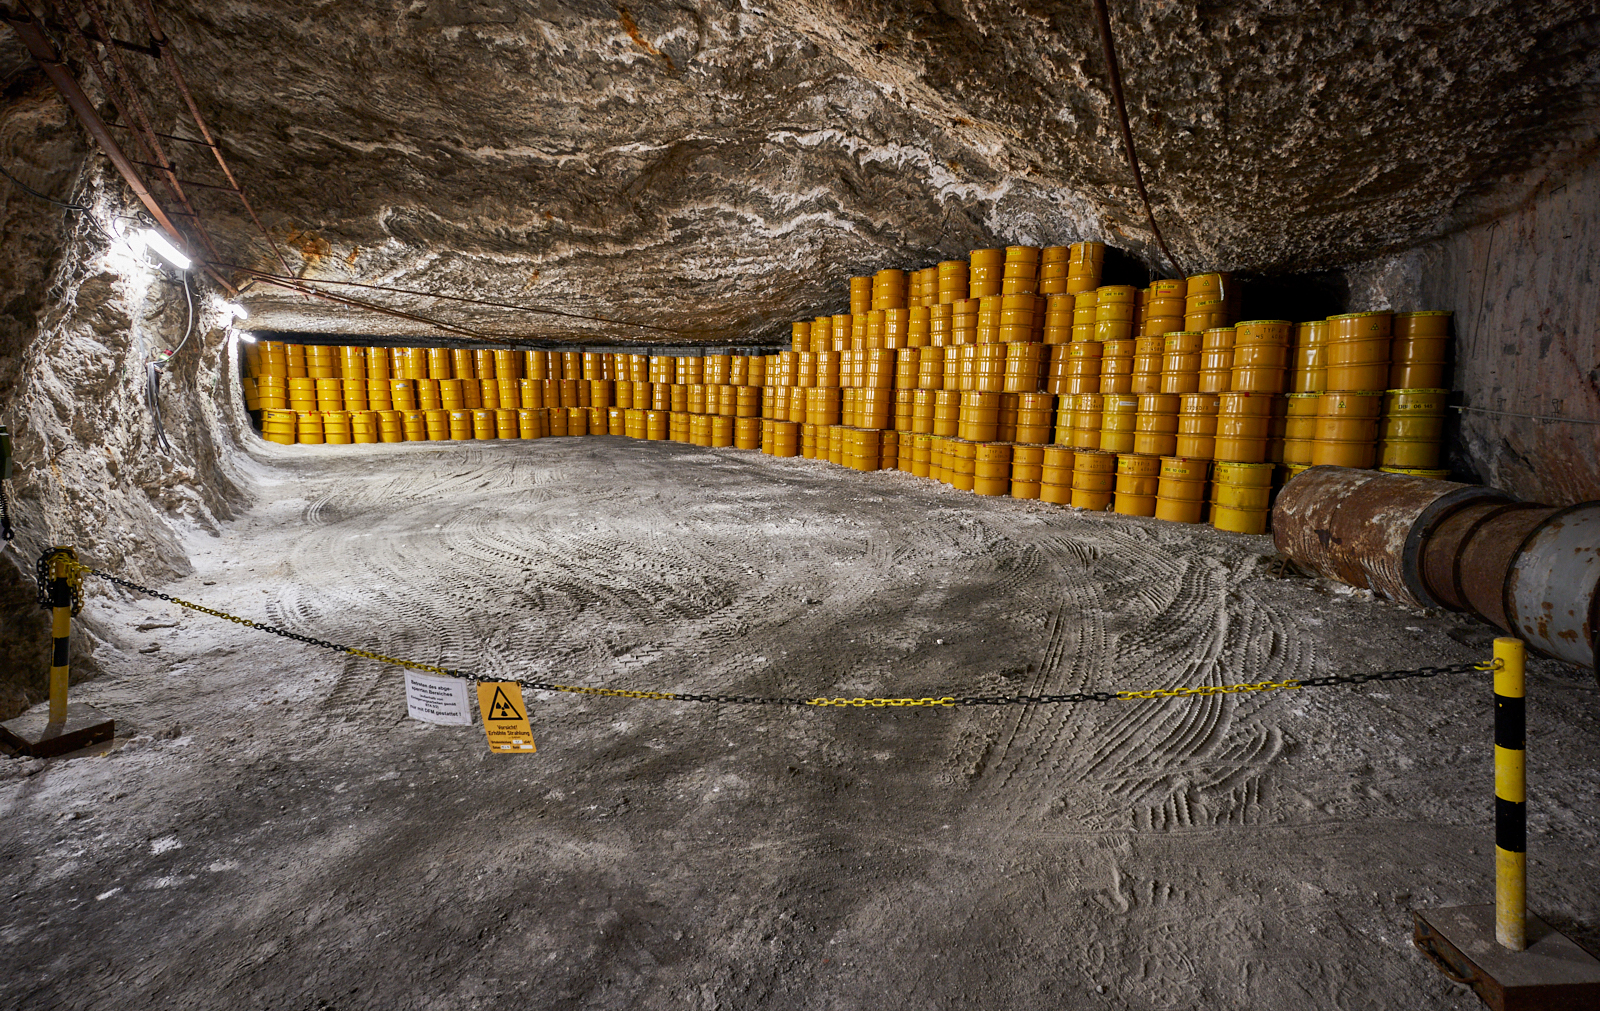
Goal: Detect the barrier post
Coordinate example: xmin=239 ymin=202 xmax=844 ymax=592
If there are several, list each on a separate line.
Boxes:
xmin=1412 ymin=637 xmax=1600 ymax=1004
xmin=1493 ymin=636 xmax=1526 ymax=951
xmin=0 ymin=546 xmax=115 ymax=757
xmin=46 ymin=550 xmax=75 ymax=724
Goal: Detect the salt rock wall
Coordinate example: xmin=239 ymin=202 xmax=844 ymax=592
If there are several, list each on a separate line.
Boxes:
xmin=0 ymin=147 xmax=251 ymax=717
xmin=1342 ymin=154 xmax=1600 ymax=506
xmin=66 ymin=0 xmax=1600 ymax=340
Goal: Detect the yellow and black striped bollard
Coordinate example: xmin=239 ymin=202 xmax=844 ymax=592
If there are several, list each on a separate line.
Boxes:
xmin=1493 ymin=636 xmax=1526 ymax=951
xmin=0 ymin=546 xmax=113 ymax=757
xmin=41 ymin=546 xmax=83 ymax=724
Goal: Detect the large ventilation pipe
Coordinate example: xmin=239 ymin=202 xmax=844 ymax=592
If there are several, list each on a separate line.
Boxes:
xmin=1273 ymin=467 xmax=1599 ymax=677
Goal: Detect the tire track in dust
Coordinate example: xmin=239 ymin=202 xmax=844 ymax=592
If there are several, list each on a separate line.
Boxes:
xmin=250 ymin=441 xmax=1309 ymax=838
xmin=969 ymin=523 xmax=1304 ymax=833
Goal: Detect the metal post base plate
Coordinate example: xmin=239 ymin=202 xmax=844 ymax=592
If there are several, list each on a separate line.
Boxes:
xmin=0 ymin=702 xmax=115 ymax=758
xmin=1414 ymin=905 xmax=1600 ymax=1011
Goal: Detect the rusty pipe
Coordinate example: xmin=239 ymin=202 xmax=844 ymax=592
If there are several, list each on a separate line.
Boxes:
xmin=1272 ymin=466 xmax=1507 ymax=607
xmin=1455 ymin=506 xmax=1562 ymax=633
xmin=1276 ymin=467 xmax=1598 ymax=673
xmin=1421 ymin=501 xmax=1524 ymax=612
xmin=1505 ymin=504 xmax=1600 ymax=674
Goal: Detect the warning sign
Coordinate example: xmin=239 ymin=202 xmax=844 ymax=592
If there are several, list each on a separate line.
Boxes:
xmin=477 ymin=682 xmax=536 ymax=754
xmin=404 ymin=672 xmax=472 ymax=725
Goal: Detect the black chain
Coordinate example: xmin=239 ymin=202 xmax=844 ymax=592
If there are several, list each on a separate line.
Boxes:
xmin=0 ymin=482 xmax=13 ymax=541
xmin=83 ymin=564 xmax=1491 ymax=706
xmin=1295 ymin=664 xmax=1481 ymax=687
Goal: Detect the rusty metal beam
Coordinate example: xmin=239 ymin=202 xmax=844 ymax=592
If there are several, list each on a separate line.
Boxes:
xmin=131 ymin=0 xmax=301 ymax=283
xmin=38 ymin=14 xmax=157 ymax=56
xmin=3 ymin=9 xmax=185 ymax=244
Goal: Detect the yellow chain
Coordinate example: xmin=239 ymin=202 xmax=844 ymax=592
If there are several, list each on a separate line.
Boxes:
xmin=806 ymin=697 xmax=958 ymax=708
xmin=68 ymin=556 xmax=1508 ymax=708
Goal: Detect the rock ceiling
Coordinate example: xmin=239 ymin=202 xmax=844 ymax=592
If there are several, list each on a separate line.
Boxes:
xmin=10 ymin=0 xmax=1600 ymax=342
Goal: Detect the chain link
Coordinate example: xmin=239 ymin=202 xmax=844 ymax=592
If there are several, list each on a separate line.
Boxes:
xmin=36 ymin=546 xmax=84 ymax=614
xmin=66 ymin=557 xmax=1500 ymax=708
xmin=0 ymin=481 xmax=14 ymax=542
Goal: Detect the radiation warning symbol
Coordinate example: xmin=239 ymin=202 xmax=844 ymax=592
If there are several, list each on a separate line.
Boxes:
xmin=477 ymin=682 xmax=536 ymax=754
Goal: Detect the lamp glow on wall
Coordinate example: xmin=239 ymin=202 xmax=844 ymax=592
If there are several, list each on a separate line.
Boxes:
xmin=226 ymin=303 xmax=254 ymax=340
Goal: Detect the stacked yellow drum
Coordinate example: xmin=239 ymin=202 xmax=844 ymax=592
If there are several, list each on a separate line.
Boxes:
xmin=1197 ymin=327 xmax=1233 ymax=393
xmin=1314 ymin=312 xmax=1391 ymax=467
xmin=1064 ymin=241 xmax=1104 ymax=294
xmin=1099 ymin=339 xmax=1134 ymax=394
xmin=1161 ymin=332 xmax=1201 ymax=393
xmin=1214 ymin=391 xmax=1273 ymax=465
xmin=1391 ymin=311 xmax=1450 ymax=388
xmin=1114 ymin=453 xmax=1161 ymax=516
xmin=1211 ymin=461 xmax=1274 ymax=534
xmin=1098 ymin=393 xmax=1137 ymax=454
xmin=1175 ymin=393 xmax=1220 ymax=459
xmin=1133 ymin=393 xmax=1179 ymax=457
xmin=1183 ymin=273 xmax=1235 ymax=331
xmin=1040 ymin=446 xmax=1074 ymax=504
xmin=1142 ymin=278 xmax=1186 ymax=336
xmin=1096 ymin=285 xmax=1138 ymax=342
xmin=1379 ymin=387 xmax=1449 ymax=475
xmin=1011 ymin=444 xmax=1045 ymax=498
xmin=1071 ymin=450 xmax=1115 ymax=510
xmin=1155 ymin=456 xmax=1207 ymax=523
xmin=1230 ymin=321 xmax=1291 ymax=395
xmin=242 ymin=244 xmax=1457 ymax=540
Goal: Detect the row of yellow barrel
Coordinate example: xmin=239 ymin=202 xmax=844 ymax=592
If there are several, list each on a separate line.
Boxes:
xmin=261 ymin=406 xmax=768 ymax=448
xmin=802 ymin=263 xmax=1247 ymax=353
xmin=1287 ymin=310 xmax=1453 ymax=470
xmin=245 ymin=375 xmax=769 ymax=417
xmin=750 ymin=419 xmax=1279 ymax=534
xmin=849 ymin=243 xmax=1107 ymax=314
xmin=246 ymin=343 xmax=769 ymax=385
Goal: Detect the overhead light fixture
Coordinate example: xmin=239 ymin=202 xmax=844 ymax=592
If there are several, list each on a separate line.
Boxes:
xmin=225 ymin=303 xmax=250 ymax=320
xmin=140 ymin=229 xmax=191 ymax=270
xmin=236 ymin=332 xmax=257 ymax=343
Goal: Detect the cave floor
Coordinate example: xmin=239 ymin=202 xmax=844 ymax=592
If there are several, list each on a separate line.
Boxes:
xmin=3 ymin=435 xmax=1598 ymax=1010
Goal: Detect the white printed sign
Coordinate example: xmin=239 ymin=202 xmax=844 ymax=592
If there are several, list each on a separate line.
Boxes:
xmin=404 ymin=672 xmax=472 ymax=725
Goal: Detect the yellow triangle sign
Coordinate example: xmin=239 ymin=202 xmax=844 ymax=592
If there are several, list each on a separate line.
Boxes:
xmin=476 ymin=682 xmax=536 ymax=754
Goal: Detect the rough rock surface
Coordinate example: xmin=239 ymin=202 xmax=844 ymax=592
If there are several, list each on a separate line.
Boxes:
xmin=11 ymin=1 xmax=1599 ymax=341
xmin=2 ymin=437 xmax=1597 ymax=1010
xmin=0 ymin=155 xmax=251 ymax=716
xmin=2 ymin=1 xmax=1599 ymax=699
xmin=1342 ymin=157 xmax=1600 ymax=504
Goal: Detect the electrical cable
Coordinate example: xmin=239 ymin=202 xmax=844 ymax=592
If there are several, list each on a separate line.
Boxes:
xmin=1452 ymin=404 xmax=1600 ymax=426
xmin=0 ymin=160 xmax=115 ymax=243
xmin=0 ymin=160 xmax=88 ymax=209
xmin=1089 ymin=0 xmax=1184 ymax=278
xmin=161 ymin=269 xmax=195 ymax=364
xmin=143 ymin=270 xmax=192 ymax=455
xmin=145 ymin=360 xmax=171 ymax=452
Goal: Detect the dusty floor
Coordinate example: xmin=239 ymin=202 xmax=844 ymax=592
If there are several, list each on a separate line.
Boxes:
xmin=2 ymin=435 xmax=1597 ymax=1011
